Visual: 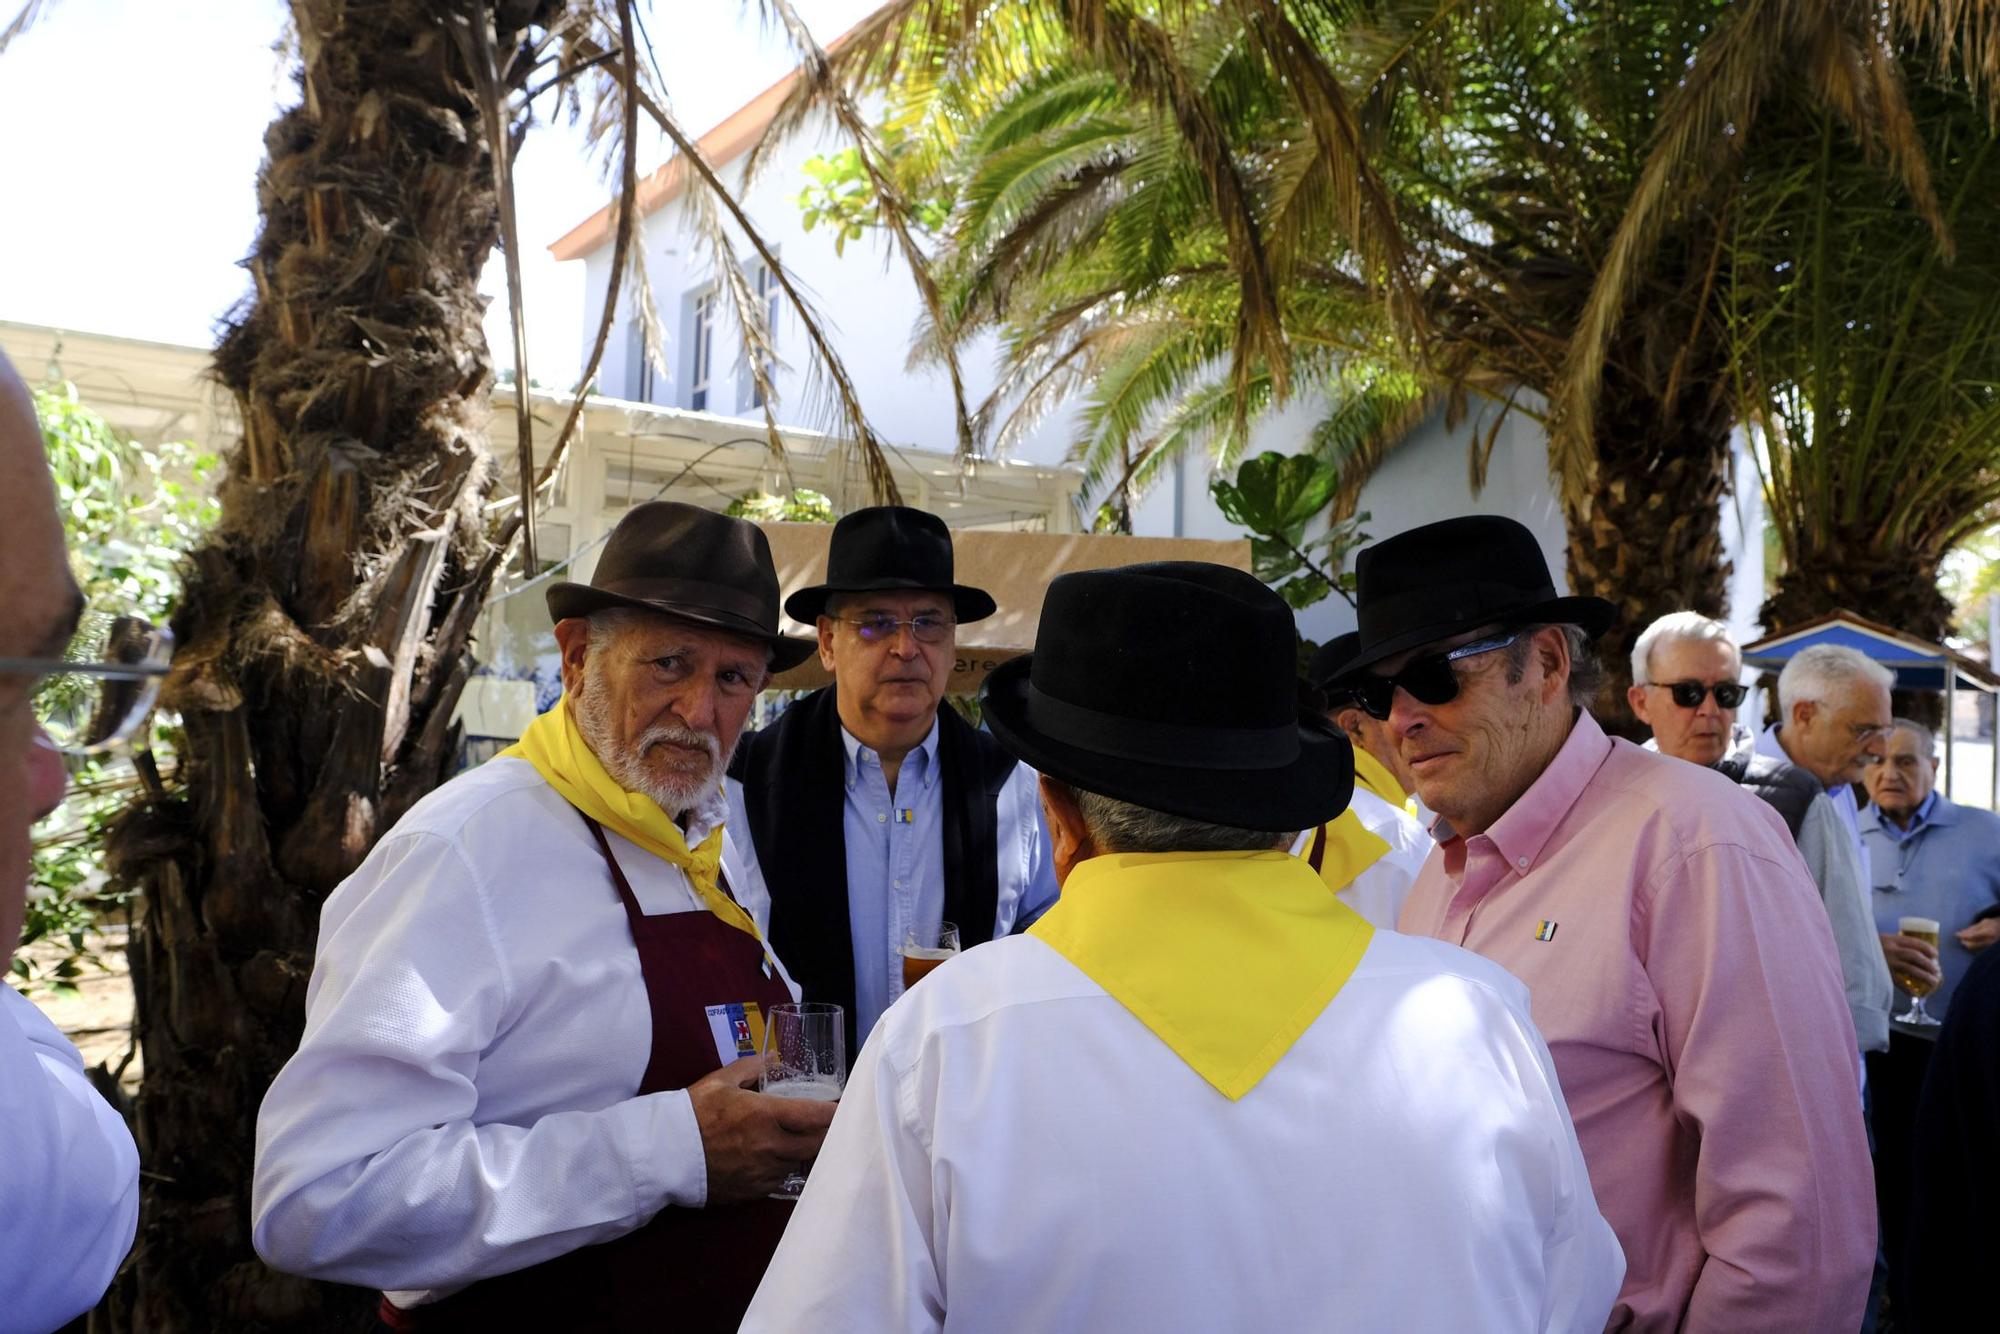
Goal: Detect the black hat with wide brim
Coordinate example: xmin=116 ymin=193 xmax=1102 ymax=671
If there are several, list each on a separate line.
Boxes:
xmin=783 ymin=505 xmax=996 ymax=625
xmin=1344 ymin=514 xmax=1615 ymax=676
xmin=981 ymin=562 xmax=1352 ymax=832
xmin=546 ymin=500 xmax=816 ymax=671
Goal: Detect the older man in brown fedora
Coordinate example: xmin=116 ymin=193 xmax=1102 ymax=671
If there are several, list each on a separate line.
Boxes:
xmin=253 ymin=501 xmax=834 ymax=1332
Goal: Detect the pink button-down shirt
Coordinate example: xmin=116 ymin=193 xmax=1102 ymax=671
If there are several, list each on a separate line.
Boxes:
xmin=1399 ymin=711 xmax=1875 ymax=1332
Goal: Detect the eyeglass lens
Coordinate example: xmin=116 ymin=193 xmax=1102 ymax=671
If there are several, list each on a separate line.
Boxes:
xmin=854 ymin=616 xmax=952 ymax=645
xmin=34 ymin=613 xmax=173 ymax=755
xmin=1666 ymin=681 xmax=1747 ymax=709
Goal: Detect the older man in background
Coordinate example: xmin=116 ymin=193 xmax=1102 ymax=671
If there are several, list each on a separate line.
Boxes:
xmin=1363 ymin=515 xmax=1874 ymax=1331
xmin=1760 ymin=644 xmax=1894 ymax=887
xmin=0 ymin=354 xmax=142 ymax=1333
xmin=1628 ymin=612 xmax=1890 ymax=1062
xmin=254 ymin=503 xmax=835 ymax=1332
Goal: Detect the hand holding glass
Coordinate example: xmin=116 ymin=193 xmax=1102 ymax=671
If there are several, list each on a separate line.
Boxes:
xmin=1893 ymin=916 xmax=1943 ymax=1028
xmin=759 ymin=1002 xmax=844 ymax=1199
xmin=901 ymin=920 xmax=961 ymax=991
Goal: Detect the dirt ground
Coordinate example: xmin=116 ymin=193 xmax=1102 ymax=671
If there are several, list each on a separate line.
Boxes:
xmin=17 ymin=919 xmax=142 ymax=1097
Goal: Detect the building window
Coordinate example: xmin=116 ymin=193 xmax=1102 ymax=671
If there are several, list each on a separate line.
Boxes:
xmin=687 ymin=287 xmax=716 ymax=411
xmin=625 ymin=318 xmax=654 ymax=403
xmin=740 ymin=261 xmax=781 ymax=412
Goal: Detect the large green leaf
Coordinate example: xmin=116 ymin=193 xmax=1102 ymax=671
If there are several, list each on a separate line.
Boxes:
xmin=1211 ymin=451 xmax=1339 ymax=535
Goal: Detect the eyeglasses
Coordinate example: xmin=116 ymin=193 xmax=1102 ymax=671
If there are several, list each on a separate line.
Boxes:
xmin=1353 ymin=631 xmax=1520 ymax=721
xmin=1643 ymin=680 xmax=1748 ymax=710
xmin=0 ymin=612 xmax=175 ymax=756
xmin=834 ymin=614 xmax=955 ymax=645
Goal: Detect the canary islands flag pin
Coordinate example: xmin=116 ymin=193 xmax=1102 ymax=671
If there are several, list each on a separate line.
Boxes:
xmin=1535 ymin=920 xmax=1558 ymax=942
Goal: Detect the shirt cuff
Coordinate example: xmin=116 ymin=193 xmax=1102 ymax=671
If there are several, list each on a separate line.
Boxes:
xmin=618 ymin=1089 xmax=708 ymax=1213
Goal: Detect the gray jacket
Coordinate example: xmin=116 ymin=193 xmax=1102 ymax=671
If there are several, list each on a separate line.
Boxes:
xmin=1720 ymin=737 xmax=1892 ymax=1053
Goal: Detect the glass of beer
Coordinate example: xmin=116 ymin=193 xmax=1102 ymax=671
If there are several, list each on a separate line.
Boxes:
xmin=759 ymin=1002 xmax=845 ymax=1199
xmin=901 ymin=920 xmax=961 ymax=992
xmin=1893 ymin=916 xmax=1943 ymax=1028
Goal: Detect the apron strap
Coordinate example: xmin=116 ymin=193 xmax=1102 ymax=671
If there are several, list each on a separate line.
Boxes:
xmin=1307 ymin=822 xmax=1328 ymax=874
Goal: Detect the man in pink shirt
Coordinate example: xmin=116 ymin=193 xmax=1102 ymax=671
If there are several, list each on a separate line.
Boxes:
xmin=1350 ymin=515 xmax=1875 ymax=1332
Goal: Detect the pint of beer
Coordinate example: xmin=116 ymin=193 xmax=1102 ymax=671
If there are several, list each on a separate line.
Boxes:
xmin=901 ymin=920 xmax=961 ymax=991
xmin=1897 ymin=916 xmax=1941 ymax=999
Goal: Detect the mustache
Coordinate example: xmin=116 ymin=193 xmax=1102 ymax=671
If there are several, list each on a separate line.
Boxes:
xmin=640 ymin=721 xmax=721 ymax=763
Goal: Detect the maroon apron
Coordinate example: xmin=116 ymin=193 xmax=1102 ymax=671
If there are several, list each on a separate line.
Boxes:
xmin=380 ymin=812 xmax=797 ymax=1332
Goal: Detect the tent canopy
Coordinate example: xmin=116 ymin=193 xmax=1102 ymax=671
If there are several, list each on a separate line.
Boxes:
xmin=758 ymin=523 xmax=1252 ymax=694
xmin=1739 ymin=611 xmax=2000 ymax=695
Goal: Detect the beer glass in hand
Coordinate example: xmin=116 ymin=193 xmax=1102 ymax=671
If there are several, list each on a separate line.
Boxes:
xmin=759 ymin=1002 xmax=845 ymax=1199
xmin=1893 ymin=916 xmax=1943 ymax=1028
xmin=901 ymin=920 xmax=961 ymax=992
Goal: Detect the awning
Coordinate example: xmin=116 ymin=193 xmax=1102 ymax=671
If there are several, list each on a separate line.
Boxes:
xmin=759 ymin=523 xmax=1253 ymax=694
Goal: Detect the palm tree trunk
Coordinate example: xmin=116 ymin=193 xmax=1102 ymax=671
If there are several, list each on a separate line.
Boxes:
xmin=98 ymin=2 xmax=551 ymax=1326
xmin=1564 ymin=388 xmax=1736 ymax=740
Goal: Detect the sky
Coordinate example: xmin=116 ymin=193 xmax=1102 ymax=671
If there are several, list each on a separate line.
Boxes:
xmin=0 ymin=0 xmax=882 ymax=389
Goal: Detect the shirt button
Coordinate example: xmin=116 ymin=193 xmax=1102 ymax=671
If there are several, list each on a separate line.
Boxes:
xmin=877 ymin=813 xmax=887 ymax=823
xmin=894 ymin=880 xmax=903 ymax=888
xmin=1515 ymin=857 xmax=1528 ymax=869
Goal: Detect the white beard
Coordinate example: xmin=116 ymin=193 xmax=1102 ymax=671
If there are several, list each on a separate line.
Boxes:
xmin=573 ymin=663 xmax=726 ymax=816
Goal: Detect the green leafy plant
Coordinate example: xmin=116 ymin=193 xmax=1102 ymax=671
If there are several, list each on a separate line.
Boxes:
xmin=1211 ymin=451 xmax=1369 ymax=611
xmin=15 ymin=383 xmax=216 ymax=994
xmin=725 ymin=486 xmax=838 ymax=523
xmin=797 ymin=136 xmax=952 ymax=258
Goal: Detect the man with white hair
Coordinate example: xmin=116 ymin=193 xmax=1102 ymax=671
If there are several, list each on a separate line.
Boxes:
xmin=1629 ymin=614 xmax=1890 ymax=1058
xmin=254 ymin=503 xmax=836 ymax=1331
xmin=1762 ymin=644 xmax=1896 ymax=886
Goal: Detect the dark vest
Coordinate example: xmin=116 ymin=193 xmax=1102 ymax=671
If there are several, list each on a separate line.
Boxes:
xmin=727 ymin=686 xmax=1016 ymax=1060
xmin=1716 ymin=743 xmax=1820 ymax=840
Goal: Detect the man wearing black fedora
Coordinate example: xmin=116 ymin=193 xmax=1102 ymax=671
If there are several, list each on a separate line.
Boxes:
xmin=1349 ymin=514 xmax=1875 ymax=1330
xmin=726 ymin=506 xmax=1057 ymax=1059
xmin=254 ymin=501 xmax=835 ymax=1331
xmin=743 ymin=561 xmax=1623 ymax=1332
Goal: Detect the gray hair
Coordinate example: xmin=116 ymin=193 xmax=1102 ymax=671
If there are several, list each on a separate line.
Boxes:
xmin=1070 ymin=784 xmax=1293 ymax=854
xmin=1888 ymin=717 xmax=1937 ymax=758
xmin=1504 ymin=623 xmax=1605 ymax=709
xmin=1630 ymin=611 xmax=1739 ymax=684
xmin=1776 ymin=644 xmax=1894 ymax=716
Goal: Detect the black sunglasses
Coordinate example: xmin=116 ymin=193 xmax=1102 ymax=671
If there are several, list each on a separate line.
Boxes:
xmin=1353 ymin=631 xmax=1520 ymax=721
xmin=1644 ymin=680 xmax=1748 ymax=710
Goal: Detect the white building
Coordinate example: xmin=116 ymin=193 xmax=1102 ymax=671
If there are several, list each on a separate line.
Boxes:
xmin=547 ymin=46 xmax=1765 ymax=650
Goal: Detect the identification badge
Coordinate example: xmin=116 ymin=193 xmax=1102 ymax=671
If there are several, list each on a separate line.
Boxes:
xmin=705 ymin=1002 xmax=767 ymax=1065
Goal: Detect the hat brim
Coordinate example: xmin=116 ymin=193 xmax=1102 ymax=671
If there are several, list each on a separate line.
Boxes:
xmin=980 ymin=656 xmax=1354 ymax=832
xmin=785 ymin=580 xmax=996 ymax=626
xmin=1341 ymin=594 xmax=1616 ymax=679
xmin=546 ymin=582 xmax=818 ymax=672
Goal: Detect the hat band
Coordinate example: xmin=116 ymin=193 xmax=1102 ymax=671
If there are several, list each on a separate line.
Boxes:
xmin=1026 ymin=683 xmax=1300 ymax=772
xmin=1358 ymin=579 xmax=1557 ymax=641
xmin=599 ymin=575 xmax=773 ymax=631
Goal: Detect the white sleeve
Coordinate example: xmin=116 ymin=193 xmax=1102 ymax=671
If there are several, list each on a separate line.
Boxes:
xmin=251 ymin=831 xmax=706 ymax=1291
xmin=740 ymin=1026 xmax=942 ymax=1333
xmin=0 ymin=983 xmax=139 ymax=1334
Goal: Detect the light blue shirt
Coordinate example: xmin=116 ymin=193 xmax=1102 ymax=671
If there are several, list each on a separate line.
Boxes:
xmin=1862 ymin=794 xmax=2000 ymax=1017
xmin=1759 ymin=724 xmax=1871 ymax=887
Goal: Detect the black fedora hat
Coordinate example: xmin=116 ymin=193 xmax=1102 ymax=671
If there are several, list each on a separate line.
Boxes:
xmin=981 ymin=562 xmax=1352 ymax=831
xmin=783 ymin=506 xmax=996 ymax=625
xmin=1346 ymin=515 xmax=1614 ymax=676
xmin=546 ymin=501 xmax=815 ymax=671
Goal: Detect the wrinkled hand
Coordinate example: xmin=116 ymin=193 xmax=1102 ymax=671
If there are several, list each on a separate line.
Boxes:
xmin=1957 ymin=917 xmax=2000 ymax=954
xmin=687 ymin=1056 xmax=837 ymax=1205
xmin=1881 ymin=932 xmax=1942 ymax=991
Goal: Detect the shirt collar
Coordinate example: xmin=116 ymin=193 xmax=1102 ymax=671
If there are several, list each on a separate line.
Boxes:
xmin=1460 ymin=710 xmax=1611 ymax=875
xmin=1869 ymin=789 xmax=1943 ymax=840
xmin=839 ymin=714 xmax=943 ymax=790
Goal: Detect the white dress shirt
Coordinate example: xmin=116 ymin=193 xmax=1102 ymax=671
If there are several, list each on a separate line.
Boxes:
xmin=0 ymin=982 xmax=139 ymax=1334
xmin=1287 ymin=785 xmax=1432 ymax=929
xmin=251 ymin=757 xmax=791 ymax=1307
xmin=742 ymin=928 xmax=1624 ymax=1333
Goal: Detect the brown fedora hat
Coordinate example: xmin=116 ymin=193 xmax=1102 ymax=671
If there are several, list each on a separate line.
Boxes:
xmin=546 ymin=501 xmax=815 ymax=671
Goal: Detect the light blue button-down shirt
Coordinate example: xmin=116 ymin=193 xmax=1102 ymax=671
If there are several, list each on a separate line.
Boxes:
xmin=1862 ymin=793 xmax=2000 ymax=1017
xmin=1759 ymin=724 xmax=1871 ymax=887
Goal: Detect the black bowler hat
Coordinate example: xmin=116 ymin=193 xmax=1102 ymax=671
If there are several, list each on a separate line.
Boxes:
xmin=783 ymin=506 xmax=996 ymax=625
xmin=1345 ymin=515 xmax=1614 ymax=675
xmin=1305 ymin=631 xmax=1361 ymax=692
xmin=981 ymin=562 xmax=1353 ymax=831
xmin=546 ymin=501 xmax=816 ymax=670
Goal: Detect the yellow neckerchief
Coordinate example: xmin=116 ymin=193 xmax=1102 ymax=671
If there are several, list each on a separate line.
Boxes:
xmin=500 ymin=702 xmax=760 ymax=943
xmin=1299 ymin=807 xmax=1391 ymax=894
xmin=1029 ymin=850 xmax=1375 ymax=1100
xmin=1350 ymin=746 xmax=1408 ymax=808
